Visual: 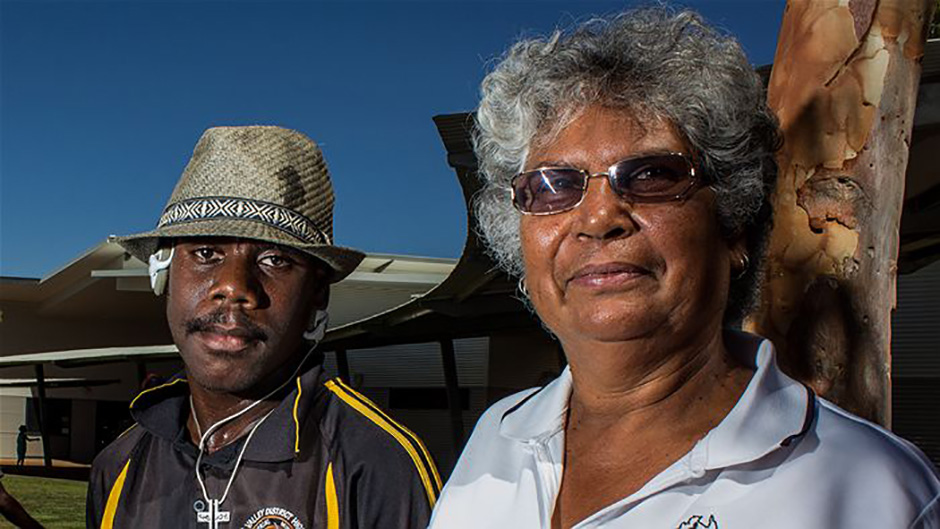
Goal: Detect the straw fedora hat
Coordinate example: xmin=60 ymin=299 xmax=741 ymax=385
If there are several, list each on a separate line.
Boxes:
xmin=112 ymin=126 xmax=364 ymax=282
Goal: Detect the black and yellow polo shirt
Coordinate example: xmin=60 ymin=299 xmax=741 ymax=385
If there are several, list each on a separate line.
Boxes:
xmin=86 ymin=364 xmax=441 ymax=529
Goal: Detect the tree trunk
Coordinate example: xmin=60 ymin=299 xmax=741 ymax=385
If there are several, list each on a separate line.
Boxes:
xmin=751 ymin=0 xmax=935 ymax=426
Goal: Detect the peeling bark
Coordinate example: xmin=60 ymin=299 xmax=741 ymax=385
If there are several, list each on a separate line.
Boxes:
xmin=749 ymin=0 xmax=934 ymax=426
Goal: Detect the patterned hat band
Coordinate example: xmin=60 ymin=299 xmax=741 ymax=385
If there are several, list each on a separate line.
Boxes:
xmin=157 ymin=196 xmax=331 ymax=246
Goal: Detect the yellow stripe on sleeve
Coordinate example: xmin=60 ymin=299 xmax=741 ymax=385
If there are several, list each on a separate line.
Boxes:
xmin=101 ymin=458 xmax=131 ymax=529
xmin=325 ymin=462 xmax=340 ymax=529
xmin=325 ymin=380 xmax=438 ymax=507
xmin=293 ymin=376 xmax=303 ymax=453
xmin=335 ymin=378 xmax=443 ymax=491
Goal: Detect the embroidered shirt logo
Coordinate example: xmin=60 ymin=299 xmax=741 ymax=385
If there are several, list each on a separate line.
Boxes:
xmin=242 ymin=506 xmax=306 ymax=529
xmin=678 ymin=514 xmax=719 ymax=529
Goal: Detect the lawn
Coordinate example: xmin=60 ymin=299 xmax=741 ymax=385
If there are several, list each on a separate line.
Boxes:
xmin=0 ymin=475 xmax=85 ymax=528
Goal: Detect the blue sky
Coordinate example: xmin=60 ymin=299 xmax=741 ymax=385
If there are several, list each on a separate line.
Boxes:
xmin=0 ymin=0 xmax=785 ymax=278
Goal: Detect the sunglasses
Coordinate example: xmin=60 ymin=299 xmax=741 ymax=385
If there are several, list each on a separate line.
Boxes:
xmin=510 ymin=153 xmax=703 ymax=215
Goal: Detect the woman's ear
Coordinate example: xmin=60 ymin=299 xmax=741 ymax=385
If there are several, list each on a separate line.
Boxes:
xmin=728 ymin=237 xmax=749 ymax=279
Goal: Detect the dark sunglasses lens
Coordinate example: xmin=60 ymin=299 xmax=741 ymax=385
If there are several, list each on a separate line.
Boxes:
xmin=512 ymin=169 xmax=586 ymax=214
xmin=610 ymin=155 xmax=693 ymax=199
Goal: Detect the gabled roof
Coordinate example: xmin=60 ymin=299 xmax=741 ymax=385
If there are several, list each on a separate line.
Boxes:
xmin=321 ymin=114 xmax=538 ymax=351
xmin=0 ymin=246 xmax=457 ymax=363
xmin=0 ymin=243 xmax=454 ymax=322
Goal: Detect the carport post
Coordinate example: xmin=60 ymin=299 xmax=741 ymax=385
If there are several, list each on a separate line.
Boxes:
xmin=135 ymin=360 xmax=147 ymax=388
xmin=335 ymin=349 xmax=351 ymax=384
xmin=33 ymin=364 xmax=52 ymax=467
xmin=439 ymin=338 xmax=464 ymax=450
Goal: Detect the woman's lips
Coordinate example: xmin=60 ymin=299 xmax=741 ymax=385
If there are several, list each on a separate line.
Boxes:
xmin=567 ymin=262 xmax=651 ymax=288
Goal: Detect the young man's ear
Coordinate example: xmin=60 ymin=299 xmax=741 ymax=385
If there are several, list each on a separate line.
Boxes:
xmin=150 ymin=245 xmax=175 ymax=296
xmin=309 ymin=259 xmax=332 ymax=310
xmin=314 ymin=282 xmax=330 ymax=311
xmin=303 ymin=267 xmax=332 ymax=344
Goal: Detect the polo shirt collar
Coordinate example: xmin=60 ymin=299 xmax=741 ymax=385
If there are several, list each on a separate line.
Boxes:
xmin=497 ymin=332 xmax=814 ymax=470
xmin=700 ymin=332 xmax=814 ymax=470
xmin=242 ymin=363 xmax=326 ymax=463
xmin=129 ymin=376 xmax=190 ymax=443
xmin=130 ymin=363 xmax=327 ymax=464
xmin=498 ymin=366 xmax=572 ymax=442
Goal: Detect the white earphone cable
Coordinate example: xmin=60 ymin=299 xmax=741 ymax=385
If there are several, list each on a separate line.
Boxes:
xmin=188 ymin=339 xmax=321 ymax=513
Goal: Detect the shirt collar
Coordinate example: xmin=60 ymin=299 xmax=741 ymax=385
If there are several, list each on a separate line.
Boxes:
xmin=130 ymin=362 xmax=328 ymax=463
xmin=498 ymin=365 xmax=572 ymax=442
xmin=497 ymin=332 xmax=814 ymax=469
xmin=701 ymin=332 xmax=814 ymax=469
xmin=242 ymin=363 xmax=327 ymax=462
xmin=129 ymin=375 xmax=190 ymax=443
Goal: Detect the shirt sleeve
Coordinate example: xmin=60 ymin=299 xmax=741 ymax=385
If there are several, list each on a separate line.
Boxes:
xmin=322 ymin=378 xmax=442 ymax=528
xmin=348 ymin=450 xmax=439 ymax=529
xmin=85 ymin=462 xmax=107 ymax=529
xmin=86 ymin=425 xmax=141 ymax=529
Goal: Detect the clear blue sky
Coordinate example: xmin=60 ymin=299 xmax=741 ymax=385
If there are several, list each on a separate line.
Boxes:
xmin=0 ymin=0 xmax=784 ymax=279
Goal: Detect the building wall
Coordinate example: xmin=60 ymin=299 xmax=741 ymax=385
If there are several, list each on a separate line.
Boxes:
xmin=0 ymin=301 xmax=171 ymax=357
xmin=70 ymin=399 xmax=97 ymax=464
xmin=0 ymin=391 xmax=43 ymax=461
xmin=0 ymin=358 xmax=184 ymax=462
xmin=488 ymin=328 xmax=564 ymax=403
xmin=893 ymin=259 xmax=940 ymax=466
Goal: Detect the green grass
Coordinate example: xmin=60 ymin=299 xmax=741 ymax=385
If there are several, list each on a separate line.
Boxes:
xmin=0 ymin=475 xmax=86 ymax=528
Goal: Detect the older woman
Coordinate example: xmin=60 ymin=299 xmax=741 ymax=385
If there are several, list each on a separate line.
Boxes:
xmin=429 ymin=8 xmax=939 ymax=529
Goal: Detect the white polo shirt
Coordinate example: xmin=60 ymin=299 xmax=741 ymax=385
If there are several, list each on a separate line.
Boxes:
xmin=430 ymin=334 xmax=940 ymax=528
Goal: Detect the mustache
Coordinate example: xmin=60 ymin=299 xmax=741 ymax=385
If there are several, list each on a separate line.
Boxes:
xmin=185 ymin=310 xmax=268 ymax=341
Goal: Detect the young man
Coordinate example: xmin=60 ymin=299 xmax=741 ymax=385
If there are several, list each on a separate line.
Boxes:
xmin=87 ymin=126 xmax=440 ymax=529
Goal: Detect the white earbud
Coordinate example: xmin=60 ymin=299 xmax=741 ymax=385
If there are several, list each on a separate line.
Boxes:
xmin=148 ymin=247 xmax=174 ymax=296
xmin=302 ymin=310 xmax=329 ymax=347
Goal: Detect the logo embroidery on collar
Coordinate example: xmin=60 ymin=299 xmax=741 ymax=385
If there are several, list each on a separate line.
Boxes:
xmin=242 ymin=507 xmax=306 ymax=529
xmin=678 ymin=514 xmax=719 ymax=529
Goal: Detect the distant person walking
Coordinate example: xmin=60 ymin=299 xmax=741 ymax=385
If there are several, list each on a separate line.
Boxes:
xmin=0 ymin=468 xmax=44 ymax=528
xmin=15 ymin=426 xmax=37 ymax=467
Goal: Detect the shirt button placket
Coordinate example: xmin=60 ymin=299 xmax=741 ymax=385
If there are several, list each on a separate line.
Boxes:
xmin=530 ymin=439 xmax=561 ymax=529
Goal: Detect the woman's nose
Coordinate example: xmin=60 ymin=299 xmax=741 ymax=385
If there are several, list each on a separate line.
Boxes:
xmin=573 ymin=176 xmax=639 ymax=241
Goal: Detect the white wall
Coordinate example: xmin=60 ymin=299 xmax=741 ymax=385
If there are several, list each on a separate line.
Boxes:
xmin=0 ymin=392 xmax=43 ymax=461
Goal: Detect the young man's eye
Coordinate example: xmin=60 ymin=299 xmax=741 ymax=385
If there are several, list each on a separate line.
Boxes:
xmin=193 ymin=247 xmax=219 ymax=262
xmin=259 ymin=254 xmax=292 ymax=268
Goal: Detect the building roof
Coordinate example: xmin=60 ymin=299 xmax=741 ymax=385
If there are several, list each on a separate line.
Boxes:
xmin=0 ymin=247 xmax=456 ymax=363
xmin=0 ymin=244 xmax=453 ymax=322
xmin=0 ymin=345 xmax=179 ymax=368
xmin=0 ymin=377 xmax=119 ymax=388
xmin=320 ymin=114 xmax=538 ymax=351
xmin=2 ymin=42 xmax=937 ymax=364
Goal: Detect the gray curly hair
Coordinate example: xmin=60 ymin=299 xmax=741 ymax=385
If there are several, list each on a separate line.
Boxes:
xmin=473 ymin=7 xmax=781 ymax=325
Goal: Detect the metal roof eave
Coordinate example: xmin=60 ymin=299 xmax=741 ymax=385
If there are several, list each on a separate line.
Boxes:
xmin=0 ymin=345 xmax=179 ymax=368
xmin=0 ymin=377 xmax=120 ymax=388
